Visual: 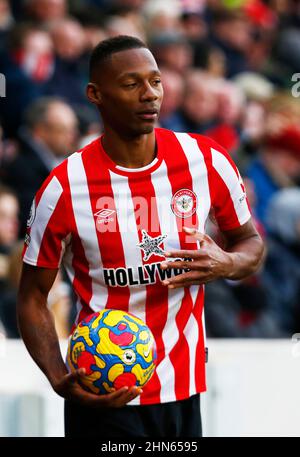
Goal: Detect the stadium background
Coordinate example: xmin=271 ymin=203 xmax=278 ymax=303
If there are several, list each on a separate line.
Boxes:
xmin=0 ymin=0 xmax=300 ymax=436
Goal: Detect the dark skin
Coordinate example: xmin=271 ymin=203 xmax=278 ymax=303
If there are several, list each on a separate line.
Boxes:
xmin=17 ymin=47 xmax=264 ymax=408
xmin=87 ymin=47 xmax=163 ymax=168
xmin=17 ymin=264 xmax=142 ymax=407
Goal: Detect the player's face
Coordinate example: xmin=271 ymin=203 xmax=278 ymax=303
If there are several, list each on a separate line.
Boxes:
xmin=88 ymin=48 xmax=163 ymax=137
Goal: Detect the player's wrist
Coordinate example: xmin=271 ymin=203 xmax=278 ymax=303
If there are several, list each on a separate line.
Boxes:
xmin=48 ymin=367 xmax=69 ymax=391
xmin=221 ymin=251 xmax=236 ymax=279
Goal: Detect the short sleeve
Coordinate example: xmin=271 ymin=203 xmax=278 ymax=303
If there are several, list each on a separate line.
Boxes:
xmin=208 ymin=142 xmax=251 ymax=231
xmin=22 ymin=172 xmax=70 ymax=268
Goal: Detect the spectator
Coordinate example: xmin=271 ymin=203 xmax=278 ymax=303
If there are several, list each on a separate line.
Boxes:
xmin=2 ymin=97 xmax=78 ymax=235
xmin=234 ymin=72 xmax=275 ymax=148
xmin=212 ymin=79 xmax=245 ymax=152
xmin=71 ymin=7 xmax=107 ymax=51
xmin=174 ymin=70 xmax=219 ymax=132
xmin=205 ymin=176 xmax=282 ymax=339
xmin=104 ymin=0 xmax=147 ymax=41
xmin=143 ymin=1 xmax=181 ymax=35
xmin=247 ymin=124 xmax=300 ymax=226
xmin=169 ymin=70 xmax=241 ymax=152
xmin=159 ymin=67 xmax=184 ymax=130
xmin=150 ymin=31 xmax=193 ymax=75
xmin=0 ymin=0 xmax=14 ymax=49
xmin=0 ymin=185 xmax=19 ymax=337
xmin=263 ymin=188 xmax=300 ymax=335
xmin=210 ymin=8 xmax=254 ymax=77
xmin=0 ymin=23 xmax=54 ymax=137
xmin=23 ymin=0 xmax=67 ymax=25
xmin=45 ymin=18 xmax=88 ymax=105
xmin=46 ymin=17 xmax=101 ymax=126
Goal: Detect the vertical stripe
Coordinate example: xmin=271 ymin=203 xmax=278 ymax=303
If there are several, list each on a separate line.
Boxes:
xmin=151 ymin=160 xmax=182 ymax=401
xmin=68 ymin=153 xmax=108 ymax=311
xmin=56 ymin=160 xmax=94 ymax=326
xmin=109 ymin=170 xmax=146 ymax=320
xmin=158 ymin=129 xmax=202 ymax=400
xmin=173 ymin=133 xmax=209 ymax=396
xmin=109 ymin=171 xmax=146 ymax=406
xmin=183 ymin=312 xmax=198 ymax=394
xmin=81 ymin=147 xmax=130 ymax=313
xmin=193 ymin=287 xmax=206 ymax=391
xmin=128 ymin=172 xmax=168 ymax=405
xmin=174 ymin=132 xmax=211 ymax=232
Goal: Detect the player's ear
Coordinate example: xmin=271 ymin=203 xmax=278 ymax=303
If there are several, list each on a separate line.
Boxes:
xmin=86 ymin=82 xmax=102 ymax=105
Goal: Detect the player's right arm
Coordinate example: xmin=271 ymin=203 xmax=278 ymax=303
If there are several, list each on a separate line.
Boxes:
xmin=17 ymin=263 xmax=142 ymax=407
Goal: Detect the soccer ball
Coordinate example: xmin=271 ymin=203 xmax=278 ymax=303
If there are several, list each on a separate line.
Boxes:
xmin=67 ymin=309 xmax=157 ymax=394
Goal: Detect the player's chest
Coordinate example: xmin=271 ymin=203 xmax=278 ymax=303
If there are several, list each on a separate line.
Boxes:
xmin=70 ymin=164 xmax=211 ymax=263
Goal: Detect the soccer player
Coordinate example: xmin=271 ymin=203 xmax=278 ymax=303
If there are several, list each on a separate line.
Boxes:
xmin=17 ymin=36 xmax=264 ymax=438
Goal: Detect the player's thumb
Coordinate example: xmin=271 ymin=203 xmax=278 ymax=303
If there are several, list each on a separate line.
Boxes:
xmin=183 ymin=226 xmax=206 ymax=243
xmin=66 ymin=368 xmax=86 ymax=383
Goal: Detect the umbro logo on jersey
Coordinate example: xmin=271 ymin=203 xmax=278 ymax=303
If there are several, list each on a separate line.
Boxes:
xmin=171 ymin=189 xmax=197 ymax=218
xmin=94 ymin=208 xmax=116 ymax=224
xmin=94 ymin=209 xmax=115 ymax=218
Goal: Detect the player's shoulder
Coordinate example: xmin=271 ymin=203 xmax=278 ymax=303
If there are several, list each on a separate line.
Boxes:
xmin=156 ymin=127 xmax=229 ymax=158
xmin=186 ymin=131 xmax=230 ymax=158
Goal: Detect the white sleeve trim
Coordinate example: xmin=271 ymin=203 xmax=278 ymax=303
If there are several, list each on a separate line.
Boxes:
xmin=24 ymin=176 xmax=63 ymax=264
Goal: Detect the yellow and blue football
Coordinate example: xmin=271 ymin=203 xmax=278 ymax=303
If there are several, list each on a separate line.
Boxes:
xmin=67 ymin=309 xmax=157 ymax=394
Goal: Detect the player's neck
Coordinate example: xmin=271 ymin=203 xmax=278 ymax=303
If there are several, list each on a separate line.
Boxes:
xmin=101 ymin=128 xmax=156 ymax=169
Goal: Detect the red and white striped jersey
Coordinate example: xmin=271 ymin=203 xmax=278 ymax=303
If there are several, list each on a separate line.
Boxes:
xmin=22 ymin=128 xmax=251 ymax=405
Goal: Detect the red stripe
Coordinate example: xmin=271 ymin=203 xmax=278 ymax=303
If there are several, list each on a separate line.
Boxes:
xmin=36 ymin=193 xmax=67 ymax=266
xmin=159 ymin=129 xmax=201 ymax=399
xmin=81 ymin=141 xmax=130 ymax=312
xmin=193 ymin=287 xmax=206 ymax=391
xmin=127 ymin=172 xmax=168 ymax=404
xmin=192 ymin=134 xmax=241 ymax=230
xmin=58 ymin=158 xmax=94 ymax=326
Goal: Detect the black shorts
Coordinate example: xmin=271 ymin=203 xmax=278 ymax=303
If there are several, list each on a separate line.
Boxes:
xmin=64 ymin=394 xmax=202 ymax=438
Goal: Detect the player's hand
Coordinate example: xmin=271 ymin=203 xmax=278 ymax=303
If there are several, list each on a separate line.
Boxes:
xmin=160 ymin=226 xmax=233 ymax=289
xmin=52 ymin=368 xmax=142 ymax=408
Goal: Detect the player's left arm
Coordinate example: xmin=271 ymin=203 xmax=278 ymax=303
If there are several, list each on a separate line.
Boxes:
xmin=160 ymin=221 xmax=264 ymax=289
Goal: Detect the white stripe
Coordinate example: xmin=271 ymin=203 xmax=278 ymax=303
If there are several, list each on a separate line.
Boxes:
xmin=211 ymin=147 xmax=251 ymax=225
xmin=183 ymin=312 xmax=198 ymax=395
xmin=173 ymin=132 xmax=211 ymax=232
xmin=173 ymin=132 xmax=209 ymax=395
xmin=24 ymin=176 xmax=63 ymax=265
xmin=151 ymin=160 xmax=183 ymax=402
xmin=67 ymin=153 xmax=108 ymax=311
xmin=109 ymin=171 xmax=147 ymax=324
xmin=202 ymin=298 xmax=207 ymax=345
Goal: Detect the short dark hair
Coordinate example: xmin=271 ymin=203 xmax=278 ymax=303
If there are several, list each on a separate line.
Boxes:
xmin=89 ymin=35 xmax=147 ymax=81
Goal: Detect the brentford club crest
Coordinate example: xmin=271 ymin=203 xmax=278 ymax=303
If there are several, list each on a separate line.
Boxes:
xmin=171 ymin=189 xmax=197 ymax=218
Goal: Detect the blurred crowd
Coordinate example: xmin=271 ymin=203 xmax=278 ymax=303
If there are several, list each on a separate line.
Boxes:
xmin=0 ymin=0 xmax=300 ymax=339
